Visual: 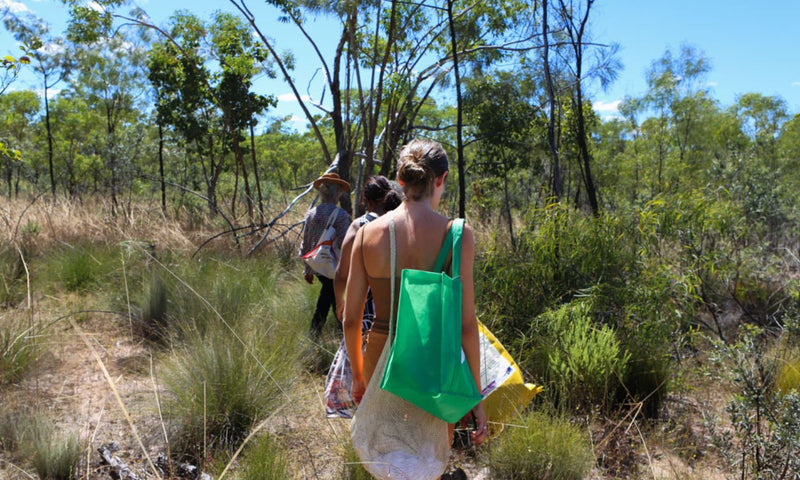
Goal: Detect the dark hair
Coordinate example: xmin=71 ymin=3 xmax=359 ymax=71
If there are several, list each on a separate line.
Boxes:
xmin=396 ymin=139 xmax=449 ymax=201
xmin=363 ymin=175 xmax=402 ymax=211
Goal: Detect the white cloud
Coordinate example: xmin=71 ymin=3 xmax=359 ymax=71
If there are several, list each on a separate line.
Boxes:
xmin=792 ymin=82 xmax=800 ymax=87
xmin=41 ymin=41 xmax=65 ymax=56
xmin=0 ymin=0 xmax=30 ymax=13
xmin=707 ymin=81 xmax=718 ymax=87
xmin=277 ymin=93 xmax=310 ymax=102
xmin=593 ymin=100 xmax=621 ymax=113
xmin=87 ymin=1 xmax=105 ymax=12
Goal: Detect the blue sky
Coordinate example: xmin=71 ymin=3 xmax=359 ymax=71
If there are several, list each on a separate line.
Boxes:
xmin=3 ymin=0 xmax=799 ymax=126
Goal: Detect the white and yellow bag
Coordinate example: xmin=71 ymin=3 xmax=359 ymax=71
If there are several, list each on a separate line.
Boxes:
xmin=478 ymin=322 xmax=542 ymax=434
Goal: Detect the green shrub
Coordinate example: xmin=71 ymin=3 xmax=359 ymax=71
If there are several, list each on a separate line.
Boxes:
xmin=516 ymin=299 xmax=629 ymax=412
xmin=486 ymin=410 xmax=594 ymax=480
xmin=0 ymin=317 xmax=39 ymax=384
xmin=238 ymin=435 xmax=291 ymax=480
xmin=545 ymin=301 xmax=630 ymax=411
xmin=711 ymin=325 xmax=800 ymax=478
xmin=477 ymin=202 xmax=639 ymax=332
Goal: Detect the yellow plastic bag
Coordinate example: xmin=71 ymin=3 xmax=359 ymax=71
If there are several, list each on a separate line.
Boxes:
xmin=478 ymin=322 xmax=542 ymax=434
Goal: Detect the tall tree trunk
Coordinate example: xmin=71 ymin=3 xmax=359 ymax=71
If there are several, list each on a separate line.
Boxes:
xmin=447 ymin=0 xmax=466 ymax=219
xmin=566 ymin=0 xmax=600 ymax=215
xmin=159 ymin=124 xmax=166 ymax=214
xmin=44 ymin=82 xmax=56 ymax=200
xmin=502 ymin=168 xmax=516 ymax=250
xmin=542 ymin=0 xmax=563 ymax=200
xmin=249 ymin=122 xmax=264 ymax=222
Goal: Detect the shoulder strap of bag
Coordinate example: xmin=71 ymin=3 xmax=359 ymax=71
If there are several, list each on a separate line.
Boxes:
xmin=323 ymin=207 xmax=339 ymax=230
xmin=433 ymin=218 xmax=464 ymax=277
xmin=389 ymin=218 xmax=397 ymax=342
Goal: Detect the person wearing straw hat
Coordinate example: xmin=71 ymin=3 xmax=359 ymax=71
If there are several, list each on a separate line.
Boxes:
xmin=300 ymin=172 xmax=352 ymax=337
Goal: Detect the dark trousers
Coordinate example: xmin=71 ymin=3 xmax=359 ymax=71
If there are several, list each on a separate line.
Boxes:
xmin=311 ymin=275 xmax=336 ymax=335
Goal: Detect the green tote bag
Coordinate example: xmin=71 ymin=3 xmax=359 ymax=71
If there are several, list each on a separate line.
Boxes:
xmin=380 ymin=218 xmax=483 ymax=423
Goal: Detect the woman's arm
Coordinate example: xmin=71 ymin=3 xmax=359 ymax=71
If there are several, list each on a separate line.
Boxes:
xmin=335 ymin=220 xmax=360 ymax=321
xmin=460 ymin=223 xmax=489 ymax=445
xmin=344 ymin=227 xmax=370 ymax=403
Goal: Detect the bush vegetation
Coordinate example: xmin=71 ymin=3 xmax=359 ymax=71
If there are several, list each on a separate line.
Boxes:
xmin=485 ymin=410 xmax=594 ymax=480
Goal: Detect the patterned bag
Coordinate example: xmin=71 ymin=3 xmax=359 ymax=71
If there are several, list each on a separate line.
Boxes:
xmin=302 ymin=209 xmax=340 ymax=278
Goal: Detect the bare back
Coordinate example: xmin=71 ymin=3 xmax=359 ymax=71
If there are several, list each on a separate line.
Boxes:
xmin=358 ymin=204 xmax=452 ymax=330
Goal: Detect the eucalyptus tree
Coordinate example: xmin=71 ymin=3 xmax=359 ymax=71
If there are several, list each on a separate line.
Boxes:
xmin=464 ymin=70 xmax=545 ymax=246
xmin=733 ymin=93 xmax=789 ymax=168
xmin=59 ymin=0 xmax=532 ymax=220
xmin=0 ymin=90 xmax=40 ymax=197
xmin=147 ymin=11 xmax=275 ymax=219
xmin=229 ymin=0 xmax=528 ymax=216
xmin=209 ymin=12 xmax=276 ymax=221
xmin=535 ymin=0 xmax=619 ymax=214
xmin=66 ymin=36 xmax=150 ymax=210
xmin=48 ymin=93 xmax=104 ymax=197
xmin=620 ymin=45 xmax=714 ymax=196
xmin=1 ymin=52 xmax=30 ymax=96
xmin=3 ymin=13 xmax=74 ymax=198
xmin=147 ymin=13 xmax=217 ymax=212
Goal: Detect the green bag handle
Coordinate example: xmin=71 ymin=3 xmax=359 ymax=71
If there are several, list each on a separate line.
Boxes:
xmin=433 ymin=219 xmax=464 ymax=277
xmin=388 ymin=218 xmax=462 ymax=341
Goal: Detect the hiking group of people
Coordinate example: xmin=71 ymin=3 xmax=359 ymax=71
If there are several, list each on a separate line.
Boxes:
xmin=298 ymin=139 xmax=488 ymax=479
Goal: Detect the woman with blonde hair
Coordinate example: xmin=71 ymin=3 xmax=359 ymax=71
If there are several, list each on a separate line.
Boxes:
xmin=343 ymin=139 xmax=488 ymax=448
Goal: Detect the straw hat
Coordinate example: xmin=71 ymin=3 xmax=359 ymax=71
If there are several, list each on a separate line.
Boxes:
xmin=313 ymin=172 xmax=350 ymax=191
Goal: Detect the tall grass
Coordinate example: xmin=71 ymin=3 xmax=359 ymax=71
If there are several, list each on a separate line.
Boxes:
xmin=1 ymin=411 xmax=83 ymax=480
xmin=158 ymin=255 xmax=305 ymax=460
xmin=237 ymin=434 xmax=291 ymax=480
xmin=31 ymin=429 xmax=82 ymax=480
xmin=486 ymin=410 xmax=594 ymax=480
xmin=0 ymin=316 xmax=39 ymax=384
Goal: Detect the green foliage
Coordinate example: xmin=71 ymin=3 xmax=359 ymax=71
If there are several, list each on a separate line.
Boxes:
xmin=486 ymin=410 xmax=594 ymax=480
xmin=156 ymin=255 xmax=282 ymax=340
xmin=711 ymin=325 xmax=800 ymax=478
xmin=533 ymin=300 xmax=630 ymax=411
xmin=238 ymin=434 xmax=291 ymax=480
xmin=478 ymin=202 xmax=639 ymax=328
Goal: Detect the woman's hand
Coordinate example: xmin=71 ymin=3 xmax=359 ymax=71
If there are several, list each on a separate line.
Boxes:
xmin=351 ymin=377 xmax=366 ymax=404
xmin=467 ymin=402 xmax=489 ymax=446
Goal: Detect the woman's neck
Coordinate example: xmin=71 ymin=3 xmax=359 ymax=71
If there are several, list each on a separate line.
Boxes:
xmin=402 ymin=197 xmax=435 ymax=214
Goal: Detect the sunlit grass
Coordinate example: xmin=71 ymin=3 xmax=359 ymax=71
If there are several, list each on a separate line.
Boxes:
xmin=486 ymin=410 xmax=594 ymax=480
